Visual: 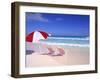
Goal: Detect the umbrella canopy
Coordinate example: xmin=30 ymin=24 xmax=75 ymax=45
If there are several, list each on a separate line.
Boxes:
xmin=26 ymin=31 xmax=49 ymax=43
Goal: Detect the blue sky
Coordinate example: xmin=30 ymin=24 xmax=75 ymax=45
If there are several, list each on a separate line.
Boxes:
xmin=26 ymin=12 xmax=89 ymax=36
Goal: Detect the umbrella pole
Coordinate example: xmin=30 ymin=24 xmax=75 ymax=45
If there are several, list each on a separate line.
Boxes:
xmin=38 ymin=42 xmax=41 ymax=54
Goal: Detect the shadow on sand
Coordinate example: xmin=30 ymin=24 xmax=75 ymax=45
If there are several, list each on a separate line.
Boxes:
xmin=26 ymin=50 xmax=34 ymax=55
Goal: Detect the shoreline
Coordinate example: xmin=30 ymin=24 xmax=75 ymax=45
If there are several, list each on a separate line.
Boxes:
xmin=39 ymin=41 xmax=89 ymax=47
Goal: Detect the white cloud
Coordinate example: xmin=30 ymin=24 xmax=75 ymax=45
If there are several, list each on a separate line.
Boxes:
xmin=27 ymin=13 xmax=49 ymax=22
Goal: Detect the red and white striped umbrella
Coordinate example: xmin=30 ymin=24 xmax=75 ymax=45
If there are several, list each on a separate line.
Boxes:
xmin=26 ymin=31 xmax=49 ymax=43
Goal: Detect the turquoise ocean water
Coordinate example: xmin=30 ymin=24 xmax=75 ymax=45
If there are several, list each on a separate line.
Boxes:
xmin=39 ymin=36 xmax=89 ymax=47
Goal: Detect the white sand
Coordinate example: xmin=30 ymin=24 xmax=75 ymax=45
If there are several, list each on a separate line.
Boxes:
xmin=26 ymin=44 xmax=89 ymax=67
